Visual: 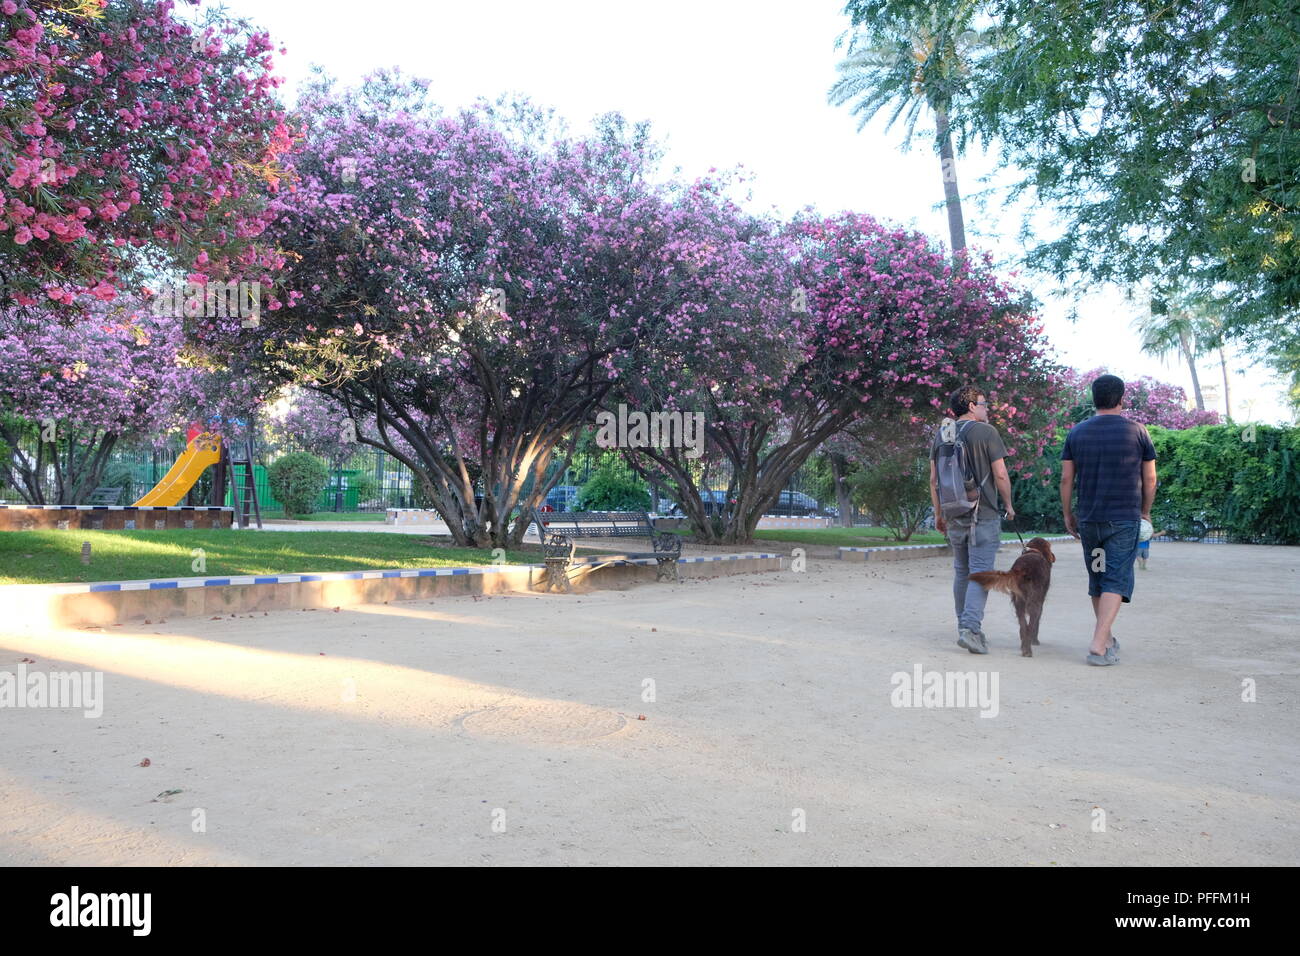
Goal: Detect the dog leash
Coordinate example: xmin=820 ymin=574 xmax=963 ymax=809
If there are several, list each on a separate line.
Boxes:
xmin=1008 ymin=512 xmax=1028 ymax=553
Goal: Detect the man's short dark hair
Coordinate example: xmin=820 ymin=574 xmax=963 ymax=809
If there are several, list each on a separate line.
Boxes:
xmin=1092 ymin=374 xmax=1125 ymax=410
xmin=949 ymin=385 xmax=983 ymax=417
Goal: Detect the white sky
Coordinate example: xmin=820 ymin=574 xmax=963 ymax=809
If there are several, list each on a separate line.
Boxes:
xmin=218 ymin=0 xmax=1295 ymax=423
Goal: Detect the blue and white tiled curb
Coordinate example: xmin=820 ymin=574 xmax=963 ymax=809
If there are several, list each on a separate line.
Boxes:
xmin=840 ymin=542 xmax=950 ymax=554
xmin=839 ymin=535 xmax=1075 ymax=560
xmin=28 ymin=552 xmax=785 ymax=595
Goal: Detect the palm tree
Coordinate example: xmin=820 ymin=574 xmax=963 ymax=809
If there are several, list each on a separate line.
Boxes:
xmin=829 ymin=0 xmax=987 ymax=255
xmin=1135 ymin=290 xmax=1244 ymax=419
xmin=1196 ymin=314 xmax=1234 ymax=423
xmin=1134 ymin=307 xmax=1206 ymax=412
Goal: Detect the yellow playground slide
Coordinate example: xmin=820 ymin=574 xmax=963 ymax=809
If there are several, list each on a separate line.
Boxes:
xmin=133 ymin=434 xmax=222 ymax=506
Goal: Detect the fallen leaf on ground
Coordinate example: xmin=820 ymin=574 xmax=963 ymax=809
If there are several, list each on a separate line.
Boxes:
xmin=138 ymin=758 xmax=151 ymax=767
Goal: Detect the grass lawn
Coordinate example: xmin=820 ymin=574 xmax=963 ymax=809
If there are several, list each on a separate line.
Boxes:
xmin=0 ymin=530 xmax=541 ymax=586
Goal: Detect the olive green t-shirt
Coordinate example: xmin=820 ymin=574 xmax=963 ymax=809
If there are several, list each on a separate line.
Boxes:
xmin=930 ymin=419 xmax=1009 ymax=517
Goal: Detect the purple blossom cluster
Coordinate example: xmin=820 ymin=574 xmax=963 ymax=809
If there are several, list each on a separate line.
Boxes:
xmin=1063 ymin=366 xmax=1222 ymax=429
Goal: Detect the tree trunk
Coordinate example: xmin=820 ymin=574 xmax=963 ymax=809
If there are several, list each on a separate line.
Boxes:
xmin=1218 ymin=346 xmax=1232 ymax=422
xmin=1178 ymin=329 xmax=1205 ymax=411
xmin=720 ymin=415 xmax=847 ymax=544
xmin=830 ymin=453 xmax=853 ymax=528
xmin=934 ymin=106 xmax=966 ymax=255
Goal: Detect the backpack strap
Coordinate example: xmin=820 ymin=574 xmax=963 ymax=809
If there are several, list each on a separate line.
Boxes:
xmin=955 ymin=420 xmax=987 ymax=525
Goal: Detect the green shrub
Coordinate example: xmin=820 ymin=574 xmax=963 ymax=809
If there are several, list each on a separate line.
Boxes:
xmin=1010 ymin=434 xmax=1068 ymax=534
xmin=268 ymin=452 xmax=329 ymax=518
xmin=849 ymin=455 xmax=931 ymax=540
xmin=351 ymin=472 xmax=378 ymax=503
xmin=577 ymin=455 xmax=651 ymax=511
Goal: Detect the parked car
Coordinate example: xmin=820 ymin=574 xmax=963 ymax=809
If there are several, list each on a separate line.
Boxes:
xmin=701 ymin=489 xmax=737 ymax=516
xmin=545 ymin=485 xmax=581 ymax=512
xmin=655 ymin=490 xmax=735 ymax=517
xmin=771 ymin=491 xmax=820 ymax=516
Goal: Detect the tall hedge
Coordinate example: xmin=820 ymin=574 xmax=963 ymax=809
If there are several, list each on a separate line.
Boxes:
xmin=1147 ymin=424 xmax=1299 ymax=545
xmin=1010 ymin=423 xmax=1299 ymax=544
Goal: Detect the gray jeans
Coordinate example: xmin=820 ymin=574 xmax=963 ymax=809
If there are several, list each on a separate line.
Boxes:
xmin=947 ymin=515 xmax=1002 ymax=632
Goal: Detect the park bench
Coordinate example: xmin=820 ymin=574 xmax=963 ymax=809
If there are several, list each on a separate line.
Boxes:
xmin=88 ymin=486 xmax=124 ymax=505
xmin=531 ymin=509 xmax=682 ymax=592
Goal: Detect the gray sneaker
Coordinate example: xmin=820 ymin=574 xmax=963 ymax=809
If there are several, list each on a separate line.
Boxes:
xmin=957 ymin=628 xmax=988 ymax=655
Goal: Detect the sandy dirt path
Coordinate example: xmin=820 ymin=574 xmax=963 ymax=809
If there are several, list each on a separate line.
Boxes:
xmin=1 ymin=542 xmax=1296 ymax=866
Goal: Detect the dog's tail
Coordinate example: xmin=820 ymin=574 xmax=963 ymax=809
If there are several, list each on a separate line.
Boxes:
xmin=969 ymin=570 xmax=1021 ymax=596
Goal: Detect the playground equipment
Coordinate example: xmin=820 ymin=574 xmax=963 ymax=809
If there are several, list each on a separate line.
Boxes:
xmin=133 ymin=432 xmax=222 ymax=506
xmin=132 ymin=425 xmax=263 ymax=528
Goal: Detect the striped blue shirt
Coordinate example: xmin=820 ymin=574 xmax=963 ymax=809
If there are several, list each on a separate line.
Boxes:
xmin=1062 ymin=414 xmax=1156 ymax=522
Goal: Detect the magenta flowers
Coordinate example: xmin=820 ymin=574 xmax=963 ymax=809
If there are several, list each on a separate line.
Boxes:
xmin=0 ymin=0 xmax=289 ymax=310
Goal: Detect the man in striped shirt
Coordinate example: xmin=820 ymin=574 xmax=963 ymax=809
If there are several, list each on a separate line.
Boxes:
xmin=1060 ymin=374 xmax=1158 ymax=666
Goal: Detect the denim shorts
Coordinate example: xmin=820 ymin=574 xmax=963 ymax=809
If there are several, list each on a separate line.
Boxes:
xmin=1079 ymin=520 xmax=1141 ymax=602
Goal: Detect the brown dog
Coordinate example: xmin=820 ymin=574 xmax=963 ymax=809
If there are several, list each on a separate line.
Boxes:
xmin=969 ymin=538 xmax=1056 ymax=657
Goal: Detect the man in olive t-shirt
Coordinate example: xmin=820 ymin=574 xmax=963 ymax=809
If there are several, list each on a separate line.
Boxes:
xmin=928 ymin=385 xmax=1017 ymax=654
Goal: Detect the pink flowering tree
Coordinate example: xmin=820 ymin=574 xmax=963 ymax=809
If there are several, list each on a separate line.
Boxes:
xmin=0 ymin=303 xmax=204 ymax=502
xmin=247 ymin=75 xmax=771 ymax=546
xmin=0 ymin=0 xmax=290 ymax=312
xmin=625 ymin=212 xmax=1066 ymax=543
xmin=604 ymin=196 xmax=807 ymax=540
xmin=1060 ymin=367 xmax=1221 ymax=429
xmin=266 ymin=388 xmax=362 ymax=464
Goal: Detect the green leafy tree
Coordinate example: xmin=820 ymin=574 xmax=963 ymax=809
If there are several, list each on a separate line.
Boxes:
xmin=848 ymin=452 xmax=932 ymax=540
xmin=1147 ymin=424 xmax=1299 ymax=544
xmin=923 ymin=0 xmax=1300 ymax=383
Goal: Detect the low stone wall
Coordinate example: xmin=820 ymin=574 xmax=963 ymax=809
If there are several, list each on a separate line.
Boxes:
xmin=5 ymin=552 xmax=785 ymax=629
xmin=385 ymin=509 xmax=444 ymax=525
xmin=648 ymin=515 xmax=830 ymax=530
xmin=755 ymin=515 xmax=831 ymax=529
xmin=838 ymin=535 xmax=1076 ymax=562
xmin=0 ymin=505 xmax=234 ymax=531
